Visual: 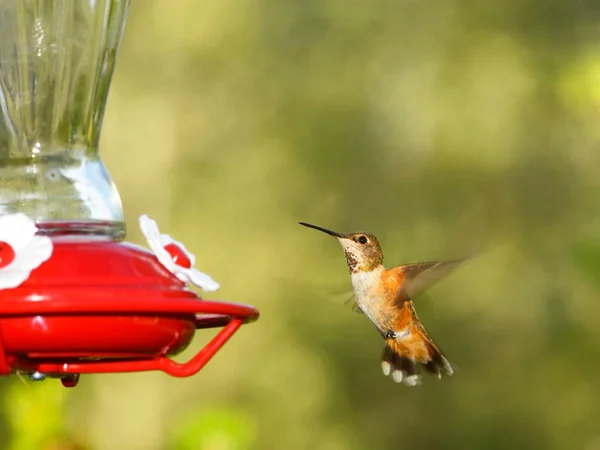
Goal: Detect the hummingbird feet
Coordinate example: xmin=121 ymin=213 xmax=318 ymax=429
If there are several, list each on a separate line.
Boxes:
xmin=381 ymin=329 xmax=410 ymax=340
xmin=393 ymin=329 xmax=410 ymax=339
xmin=382 ymin=330 xmax=395 ymax=339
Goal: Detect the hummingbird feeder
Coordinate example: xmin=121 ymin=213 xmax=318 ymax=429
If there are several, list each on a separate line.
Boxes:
xmin=0 ymin=0 xmax=258 ymax=388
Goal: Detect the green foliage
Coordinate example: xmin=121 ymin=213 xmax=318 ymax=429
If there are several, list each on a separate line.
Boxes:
xmin=172 ymin=407 xmax=256 ymax=450
xmin=2 ymin=379 xmax=82 ymax=450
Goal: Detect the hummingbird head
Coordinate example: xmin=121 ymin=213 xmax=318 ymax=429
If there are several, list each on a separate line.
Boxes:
xmin=299 ymin=222 xmax=383 ymax=273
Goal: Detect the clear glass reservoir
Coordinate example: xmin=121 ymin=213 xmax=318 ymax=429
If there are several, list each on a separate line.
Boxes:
xmin=0 ymin=0 xmax=130 ymax=238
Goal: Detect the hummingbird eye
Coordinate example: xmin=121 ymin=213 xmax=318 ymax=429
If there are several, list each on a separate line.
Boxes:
xmin=357 ymin=235 xmax=368 ymax=244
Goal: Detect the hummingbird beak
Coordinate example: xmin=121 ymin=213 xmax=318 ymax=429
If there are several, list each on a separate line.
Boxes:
xmin=299 ymin=222 xmax=345 ymax=238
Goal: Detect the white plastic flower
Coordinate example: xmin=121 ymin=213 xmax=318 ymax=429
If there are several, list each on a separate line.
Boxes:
xmin=138 ymin=214 xmax=220 ymax=292
xmin=0 ymin=213 xmax=53 ymax=289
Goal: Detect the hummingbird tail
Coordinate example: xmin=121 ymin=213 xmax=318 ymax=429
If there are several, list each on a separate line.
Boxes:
xmin=381 ymin=333 xmax=453 ymax=386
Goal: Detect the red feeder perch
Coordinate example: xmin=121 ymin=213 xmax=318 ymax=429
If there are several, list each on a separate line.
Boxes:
xmin=0 ymin=0 xmax=258 ymax=388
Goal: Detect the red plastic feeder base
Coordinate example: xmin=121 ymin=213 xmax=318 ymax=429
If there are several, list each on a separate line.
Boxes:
xmin=0 ymin=240 xmax=259 ymax=387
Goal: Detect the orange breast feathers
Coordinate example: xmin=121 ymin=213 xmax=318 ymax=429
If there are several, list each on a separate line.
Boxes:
xmin=378 ymin=267 xmax=405 ymax=307
xmin=378 ymin=268 xmax=421 ymax=333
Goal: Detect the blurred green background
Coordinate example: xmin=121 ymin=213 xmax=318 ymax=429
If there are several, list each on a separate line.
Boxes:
xmin=3 ymin=0 xmax=600 ymax=449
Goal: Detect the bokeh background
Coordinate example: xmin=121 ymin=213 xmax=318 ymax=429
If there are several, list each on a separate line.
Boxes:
xmin=2 ymin=0 xmax=600 ymax=449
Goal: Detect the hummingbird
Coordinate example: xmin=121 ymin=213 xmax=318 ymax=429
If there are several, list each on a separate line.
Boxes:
xmin=299 ymin=221 xmax=466 ymax=386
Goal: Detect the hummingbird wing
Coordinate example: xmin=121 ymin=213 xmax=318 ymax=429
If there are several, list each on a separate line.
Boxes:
xmin=344 ymin=295 xmax=365 ymax=314
xmin=301 ymin=280 xmax=365 ymax=314
xmin=394 ymin=258 xmax=466 ymax=305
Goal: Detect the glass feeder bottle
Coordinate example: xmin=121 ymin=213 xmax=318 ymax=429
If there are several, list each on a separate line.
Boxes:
xmin=0 ymin=0 xmax=129 ymax=239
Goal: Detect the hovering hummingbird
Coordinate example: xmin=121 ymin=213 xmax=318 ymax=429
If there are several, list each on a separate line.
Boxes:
xmin=299 ymin=221 xmax=467 ymax=386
